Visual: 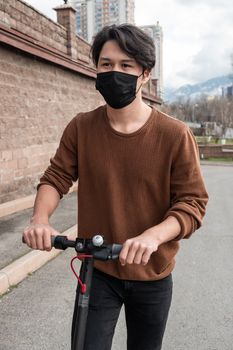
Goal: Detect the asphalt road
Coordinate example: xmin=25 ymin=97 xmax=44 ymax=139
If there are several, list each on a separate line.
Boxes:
xmin=0 ymin=165 xmax=232 ymax=350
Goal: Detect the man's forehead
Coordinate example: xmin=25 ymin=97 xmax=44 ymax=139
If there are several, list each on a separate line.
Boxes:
xmin=99 ymin=40 xmax=136 ymax=61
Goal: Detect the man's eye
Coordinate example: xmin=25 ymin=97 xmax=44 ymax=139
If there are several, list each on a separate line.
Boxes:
xmin=102 ymin=63 xmax=110 ymax=67
xmin=122 ymin=64 xmax=131 ymax=68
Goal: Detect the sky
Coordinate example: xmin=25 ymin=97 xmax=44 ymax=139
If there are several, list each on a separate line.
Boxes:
xmin=24 ymin=0 xmax=233 ymax=89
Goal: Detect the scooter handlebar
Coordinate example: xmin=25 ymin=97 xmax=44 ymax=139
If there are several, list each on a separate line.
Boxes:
xmin=22 ymin=235 xmax=75 ymax=250
xmin=23 ymin=235 xmax=122 ymax=260
xmin=110 ymin=244 xmax=123 ymax=260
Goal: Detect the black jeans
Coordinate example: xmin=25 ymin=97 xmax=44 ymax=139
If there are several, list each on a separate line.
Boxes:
xmin=73 ymin=268 xmax=173 ymax=350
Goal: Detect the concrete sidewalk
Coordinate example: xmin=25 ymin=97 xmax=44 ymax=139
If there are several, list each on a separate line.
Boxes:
xmin=0 ymin=191 xmax=78 ymax=295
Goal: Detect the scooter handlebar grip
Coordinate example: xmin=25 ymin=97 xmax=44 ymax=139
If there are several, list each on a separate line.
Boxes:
xmin=112 ymin=244 xmax=122 ymax=253
xmin=22 ymin=235 xmax=59 ymax=247
xmin=51 ymin=236 xmax=56 ymax=247
xmin=111 ymin=244 xmax=123 ymax=259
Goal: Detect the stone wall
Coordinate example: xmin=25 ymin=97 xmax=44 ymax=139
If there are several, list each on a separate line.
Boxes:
xmin=0 ymin=0 xmax=91 ymax=62
xmin=0 ymin=0 xmax=67 ymax=54
xmin=0 ymin=44 xmax=103 ymax=203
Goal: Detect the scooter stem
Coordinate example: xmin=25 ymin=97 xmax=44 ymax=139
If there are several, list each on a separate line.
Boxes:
xmin=71 ymin=257 xmax=94 ymax=350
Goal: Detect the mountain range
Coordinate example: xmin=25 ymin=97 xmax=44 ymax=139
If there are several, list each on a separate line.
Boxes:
xmin=164 ymin=75 xmax=233 ymax=103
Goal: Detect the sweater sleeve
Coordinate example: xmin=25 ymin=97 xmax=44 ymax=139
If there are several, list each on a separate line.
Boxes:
xmin=164 ymin=126 xmax=208 ymax=239
xmin=37 ymin=116 xmax=79 ymax=198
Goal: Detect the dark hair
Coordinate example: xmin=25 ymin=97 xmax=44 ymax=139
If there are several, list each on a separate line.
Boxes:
xmin=90 ymin=24 xmax=155 ymax=71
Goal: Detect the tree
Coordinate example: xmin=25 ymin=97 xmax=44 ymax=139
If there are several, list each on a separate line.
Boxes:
xmin=162 ymin=95 xmax=233 ymax=137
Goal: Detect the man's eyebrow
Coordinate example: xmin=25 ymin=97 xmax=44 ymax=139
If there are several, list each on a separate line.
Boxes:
xmin=99 ymin=57 xmax=111 ymax=61
xmin=99 ymin=57 xmax=135 ymax=62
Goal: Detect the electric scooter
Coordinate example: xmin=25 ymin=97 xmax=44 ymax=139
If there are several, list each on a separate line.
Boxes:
xmin=24 ymin=235 xmax=122 ymax=350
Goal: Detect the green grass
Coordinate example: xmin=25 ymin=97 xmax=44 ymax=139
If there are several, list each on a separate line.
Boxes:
xmin=225 ymin=139 xmax=233 ymax=145
xmin=196 ymin=136 xmax=233 ymax=145
xmin=202 ymin=157 xmax=233 ymax=162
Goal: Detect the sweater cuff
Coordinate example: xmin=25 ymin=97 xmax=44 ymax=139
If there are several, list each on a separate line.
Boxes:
xmin=164 ymin=211 xmax=197 ymax=240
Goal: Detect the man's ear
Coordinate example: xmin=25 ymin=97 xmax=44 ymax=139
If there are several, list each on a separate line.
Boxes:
xmin=142 ymin=69 xmax=151 ymax=84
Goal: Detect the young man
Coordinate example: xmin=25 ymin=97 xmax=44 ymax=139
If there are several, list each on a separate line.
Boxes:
xmin=23 ymin=24 xmax=208 ymax=349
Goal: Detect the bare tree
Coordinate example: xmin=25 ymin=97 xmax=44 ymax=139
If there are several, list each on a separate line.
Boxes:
xmin=162 ymin=95 xmax=233 ymax=137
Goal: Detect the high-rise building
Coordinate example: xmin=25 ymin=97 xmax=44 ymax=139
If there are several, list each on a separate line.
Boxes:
xmin=140 ymin=22 xmax=163 ymax=98
xmin=70 ymin=0 xmax=135 ymax=43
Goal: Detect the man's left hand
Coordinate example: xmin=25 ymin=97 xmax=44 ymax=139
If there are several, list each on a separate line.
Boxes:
xmin=119 ymin=230 xmax=160 ymax=266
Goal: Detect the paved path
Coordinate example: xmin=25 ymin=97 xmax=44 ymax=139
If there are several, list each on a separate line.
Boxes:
xmin=0 ymin=192 xmax=77 ymax=269
xmin=0 ymin=165 xmax=232 ymax=349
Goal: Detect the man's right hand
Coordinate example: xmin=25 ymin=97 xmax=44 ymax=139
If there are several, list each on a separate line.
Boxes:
xmin=23 ymin=223 xmax=59 ymax=251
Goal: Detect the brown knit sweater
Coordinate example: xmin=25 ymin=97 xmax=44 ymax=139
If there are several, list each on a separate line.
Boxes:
xmin=39 ymin=105 xmax=208 ymax=280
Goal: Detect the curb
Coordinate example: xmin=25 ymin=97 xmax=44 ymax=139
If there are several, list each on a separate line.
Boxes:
xmin=0 ymin=195 xmax=35 ymax=219
xmin=0 ymin=184 xmax=78 ymax=219
xmin=0 ymin=225 xmax=77 ymax=296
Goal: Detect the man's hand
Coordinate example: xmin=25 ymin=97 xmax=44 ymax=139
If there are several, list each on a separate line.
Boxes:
xmin=23 ymin=223 xmax=59 ymax=251
xmin=119 ymin=230 xmax=160 ymax=266
xmin=23 ymin=185 xmax=61 ymax=251
xmin=119 ymin=216 xmax=181 ymax=266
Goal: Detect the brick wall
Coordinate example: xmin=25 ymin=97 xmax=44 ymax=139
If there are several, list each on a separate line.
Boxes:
xmin=0 ymin=0 xmax=92 ymax=61
xmin=0 ymin=0 xmax=68 ymax=54
xmin=0 ymin=44 xmax=103 ymax=203
xmin=0 ymin=0 xmax=161 ymax=204
xmin=199 ymin=145 xmax=233 ymax=160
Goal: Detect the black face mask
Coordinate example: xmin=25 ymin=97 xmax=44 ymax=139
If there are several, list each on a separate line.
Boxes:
xmin=95 ymin=71 xmax=143 ymax=109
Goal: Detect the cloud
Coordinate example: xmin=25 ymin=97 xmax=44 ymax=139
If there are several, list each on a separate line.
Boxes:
xmin=176 ymin=0 xmax=232 ymax=7
xmin=135 ymin=0 xmax=233 ymax=88
xmin=23 ymin=0 xmax=59 ymax=21
xmin=175 ymin=11 xmax=233 ymax=85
